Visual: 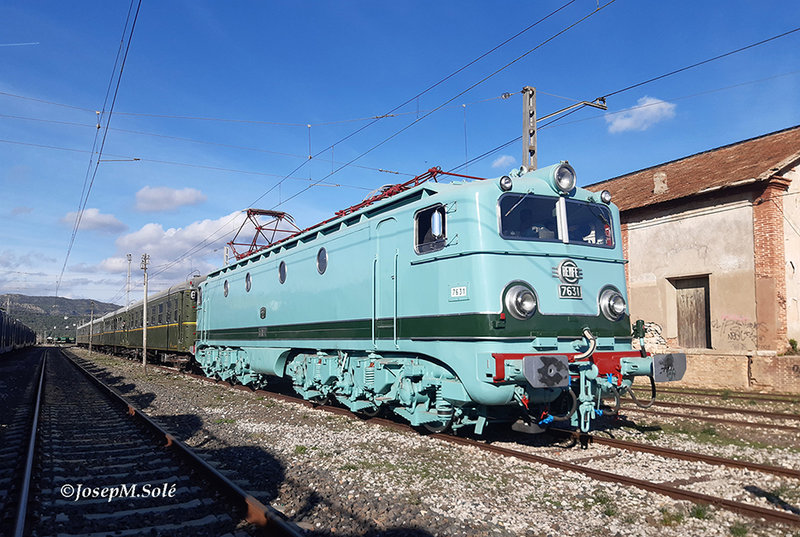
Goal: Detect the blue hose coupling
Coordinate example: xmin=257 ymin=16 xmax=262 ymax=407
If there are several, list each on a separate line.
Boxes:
xmin=538 ymin=415 xmax=555 ymax=426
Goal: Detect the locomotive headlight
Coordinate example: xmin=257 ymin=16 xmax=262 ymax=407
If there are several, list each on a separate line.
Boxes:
xmin=499 ymin=175 xmax=513 ymax=191
xmin=600 ymin=189 xmax=612 ymax=204
xmin=554 ymin=162 xmax=576 ymax=194
xmin=504 ymin=284 xmax=538 ymax=320
xmin=599 ymin=287 xmax=626 ymax=321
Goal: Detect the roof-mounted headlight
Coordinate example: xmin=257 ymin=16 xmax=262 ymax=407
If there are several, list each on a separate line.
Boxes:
xmin=554 ymin=162 xmax=576 ymax=194
xmin=600 ymin=190 xmax=612 ymax=204
xmin=499 ymin=175 xmax=513 ymax=191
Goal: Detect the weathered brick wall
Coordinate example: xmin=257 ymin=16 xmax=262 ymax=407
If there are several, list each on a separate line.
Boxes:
xmin=672 ymin=352 xmax=750 ymax=390
xmin=750 ymin=354 xmax=800 ymax=393
xmin=752 ymin=179 xmax=790 ymax=352
xmin=669 ymin=351 xmax=800 ymax=394
xmin=620 ymin=221 xmax=630 ymax=297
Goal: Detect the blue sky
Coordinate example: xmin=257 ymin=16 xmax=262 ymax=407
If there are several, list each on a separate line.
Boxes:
xmin=1 ymin=1 xmax=799 ymax=303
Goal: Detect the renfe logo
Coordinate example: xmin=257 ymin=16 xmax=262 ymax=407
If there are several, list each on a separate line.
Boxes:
xmin=553 ymin=259 xmax=583 ymax=284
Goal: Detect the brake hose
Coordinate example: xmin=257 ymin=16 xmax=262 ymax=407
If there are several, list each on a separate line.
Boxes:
xmin=628 ymin=375 xmax=657 ymax=408
xmin=573 ymin=328 xmax=596 ymax=361
xmin=601 ymin=383 xmax=621 ymax=416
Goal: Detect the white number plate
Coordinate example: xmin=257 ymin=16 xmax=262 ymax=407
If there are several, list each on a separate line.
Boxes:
xmin=450 ymin=286 xmax=468 ymax=298
xmin=559 ymin=284 xmax=582 ymax=299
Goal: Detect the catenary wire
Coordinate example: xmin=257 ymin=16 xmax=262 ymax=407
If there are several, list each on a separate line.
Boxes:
xmin=271 ymin=1 xmax=617 ymax=214
xmin=0 ymin=113 xmax=413 ymax=178
xmin=56 ymin=0 xmax=143 ymax=296
xmin=0 ymin=138 xmax=374 ymax=189
xmin=148 ymin=1 xmax=581 ymax=278
xmin=600 ymin=25 xmax=800 ymax=99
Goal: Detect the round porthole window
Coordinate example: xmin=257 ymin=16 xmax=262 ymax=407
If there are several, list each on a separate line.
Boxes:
xmin=316 ymin=247 xmax=328 ymax=274
xmin=245 ymin=272 xmax=252 ymax=292
xmin=279 ymin=261 xmax=287 ymax=284
xmin=223 ymin=280 xmax=229 ymax=297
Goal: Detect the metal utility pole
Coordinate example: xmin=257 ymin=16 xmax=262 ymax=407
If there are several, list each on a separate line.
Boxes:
xmin=126 ymin=253 xmax=132 ymax=310
xmin=522 ymin=86 xmax=537 ymax=170
xmin=141 ymin=253 xmax=150 ymax=371
xmin=522 ymin=85 xmax=608 ymax=172
xmin=89 ymin=301 xmax=94 ymax=355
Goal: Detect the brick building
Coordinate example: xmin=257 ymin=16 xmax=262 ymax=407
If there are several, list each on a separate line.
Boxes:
xmin=587 ymin=125 xmax=800 ymax=391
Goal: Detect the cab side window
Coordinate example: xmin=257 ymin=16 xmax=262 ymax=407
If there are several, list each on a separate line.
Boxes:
xmin=415 ymin=204 xmax=446 ymax=254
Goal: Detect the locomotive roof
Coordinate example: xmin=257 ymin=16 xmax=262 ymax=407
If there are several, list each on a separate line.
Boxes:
xmin=210 ymin=162 xmax=605 ymax=278
xmin=210 ymin=178 xmax=449 ymax=277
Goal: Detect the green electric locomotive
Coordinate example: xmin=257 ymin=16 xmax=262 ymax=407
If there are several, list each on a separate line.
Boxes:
xmin=193 ymin=163 xmax=686 ymax=433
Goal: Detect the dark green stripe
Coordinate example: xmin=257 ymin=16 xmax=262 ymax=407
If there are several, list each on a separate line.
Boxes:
xmin=206 ymin=312 xmax=630 ymax=341
xmin=409 ymin=250 xmax=627 ymax=266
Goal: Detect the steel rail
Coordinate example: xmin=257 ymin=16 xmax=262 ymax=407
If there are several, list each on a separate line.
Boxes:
xmin=657 ymin=387 xmax=799 ymax=404
xmin=433 ymin=433 xmax=800 ymax=527
xmin=12 ymin=351 xmax=46 ymax=537
xmin=646 ymin=400 xmax=800 ymax=421
xmin=553 ymin=431 xmax=800 ymax=479
xmin=60 ymin=350 xmax=303 ymax=537
xmin=619 ymin=407 xmax=800 ymax=432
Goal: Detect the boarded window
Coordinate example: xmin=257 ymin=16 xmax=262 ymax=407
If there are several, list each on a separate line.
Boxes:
xmin=672 ymin=276 xmax=711 ymax=349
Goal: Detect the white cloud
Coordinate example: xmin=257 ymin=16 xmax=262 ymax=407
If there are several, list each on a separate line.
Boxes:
xmin=135 ymin=186 xmax=207 ymax=212
xmin=103 ymin=211 xmax=248 ymax=282
xmin=492 ymin=154 xmax=516 ymax=169
xmin=61 ymin=208 xmax=127 ymax=233
xmin=605 ymin=96 xmax=676 ymax=134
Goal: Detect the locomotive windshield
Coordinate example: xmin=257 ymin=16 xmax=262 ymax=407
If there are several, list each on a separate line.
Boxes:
xmin=499 ymin=194 xmax=614 ymax=247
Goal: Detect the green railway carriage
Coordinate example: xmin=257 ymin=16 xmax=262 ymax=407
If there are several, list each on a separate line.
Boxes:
xmin=77 ymin=278 xmax=203 ymax=362
xmin=0 ymin=309 xmax=36 ymax=353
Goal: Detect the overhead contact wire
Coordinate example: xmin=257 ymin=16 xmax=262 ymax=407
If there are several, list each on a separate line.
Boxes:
xmin=151 ymin=1 xmax=579 ymax=277
xmin=274 ymin=0 xmax=617 ymax=211
xmin=56 ymin=0 xmax=143 ymax=296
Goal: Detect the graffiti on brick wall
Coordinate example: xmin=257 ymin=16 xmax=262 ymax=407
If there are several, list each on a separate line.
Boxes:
xmin=631 ymin=321 xmax=669 ymax=353
xmin=711 ymin=315 xmax=759 ymax=350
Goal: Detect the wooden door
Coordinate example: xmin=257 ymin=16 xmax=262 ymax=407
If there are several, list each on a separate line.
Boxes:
xmin=674 ymin=277 xmax=710 ymax=349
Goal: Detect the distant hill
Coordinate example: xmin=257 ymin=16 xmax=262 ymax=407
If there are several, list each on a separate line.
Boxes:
xmin=0 ymin=294 xmax=120 ymax=340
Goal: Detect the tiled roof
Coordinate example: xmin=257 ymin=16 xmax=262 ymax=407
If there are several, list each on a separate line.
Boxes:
xmin=586 ymin=125 xmax=800 ymax=212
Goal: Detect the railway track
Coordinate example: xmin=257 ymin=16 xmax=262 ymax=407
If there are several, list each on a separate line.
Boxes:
xmin=618 ymin=405 xmax=800 ymax=432
xmin=0 ymin=348 xmax=45 ymax=536
xmin=9 ymin=348 xmax=302 ymax=537
xmin=643 ymin=399 xmax=800 ymax=421
xmin=72 ymin=350 xmax=800 ymax=530
xmin=656 ymin=387 xmax=800 ymax=404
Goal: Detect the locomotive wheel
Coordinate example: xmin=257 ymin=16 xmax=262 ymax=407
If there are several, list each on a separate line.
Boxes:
xmin=422 ymin=418 xmax=452 ymax=434
xmin=309 ymin=394 xmax=331 ymax=406
xmin=358 ymin=405 xmax=381 ymax=418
